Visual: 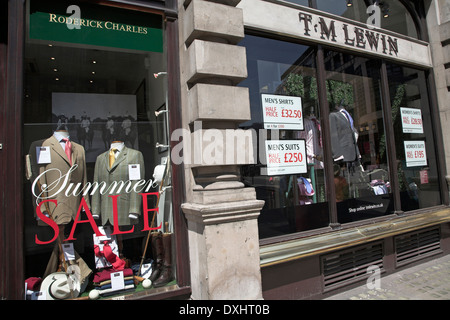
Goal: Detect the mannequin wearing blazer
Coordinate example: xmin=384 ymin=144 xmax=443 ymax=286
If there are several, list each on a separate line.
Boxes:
xmin=329 ymin=105 xmax=360 ymax=163
xmin=28 ymin=131 xmax=90 ymax=225
xmin=91 ymin=142 xmax=145 ymax=226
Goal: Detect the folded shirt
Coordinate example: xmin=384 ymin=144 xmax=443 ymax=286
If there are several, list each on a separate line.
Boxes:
xmin=25 ymin=277 xmax=42 ymax=291
xmin=96 ymin=279 xmax=134 ymax=291
xmin=93 ymin=268 xmax=133 ymax=283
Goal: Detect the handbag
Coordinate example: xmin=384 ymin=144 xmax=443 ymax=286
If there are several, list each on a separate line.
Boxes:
xmin=297 ymin=177 xmax=315 ymax=196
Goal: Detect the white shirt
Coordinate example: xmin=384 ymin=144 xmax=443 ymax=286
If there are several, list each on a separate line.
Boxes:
xmin=53 ymin=131 xmax=70 ymax=151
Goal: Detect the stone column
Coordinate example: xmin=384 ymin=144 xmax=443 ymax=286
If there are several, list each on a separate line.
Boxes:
xmin=177 ymin=0 xmax=265 ymax=299
xmin=426 ymin=0 xmax=450 ymax=174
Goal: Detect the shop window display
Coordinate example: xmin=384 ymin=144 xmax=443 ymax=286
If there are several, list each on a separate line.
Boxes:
xmin=323 ymin=50 xmax=393 ymax=223
xmin=386 ymin=64 xmax=441 ymax=211
xmin=240 ymin=32 xmax=443 ymax=241
xmin=239 ymin=35 xmax=330 ymax=239
xmin=23 ymin=0 xmax=175 ymax=300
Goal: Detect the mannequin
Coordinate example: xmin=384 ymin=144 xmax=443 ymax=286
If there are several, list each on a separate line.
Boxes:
xmin=27 ymin=129 xmax=92 ymax=292
xmin=29 ymin=129 xmax=90 ymax=225
xmin=91 ymin=140 xmax=145 ymax=227
xmin=329 ymin=101 xmax=363 ymax=200
xmin=329 ymin=101 xmax=360 ymax=163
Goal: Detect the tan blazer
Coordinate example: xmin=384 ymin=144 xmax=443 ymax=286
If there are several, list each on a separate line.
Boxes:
xmin=28 ymin=135 xmax=90 ymax=225
xmin=91 ymin=146 xmax=145 ymax=227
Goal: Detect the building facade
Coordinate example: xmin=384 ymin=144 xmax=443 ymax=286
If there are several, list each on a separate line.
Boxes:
xmin=1 ymin=0 xmax=450 ymax=300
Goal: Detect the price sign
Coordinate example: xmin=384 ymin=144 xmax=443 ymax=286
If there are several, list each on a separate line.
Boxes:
xmin=400 ymin=107 xmax=423 ymax=134
xmin=261 ymin=94 xmax=303 ymax=130
xmin=265 ymin=140 xmax=307 ymax=175
xmin=404 ymin=141 xmax=427 ymax=167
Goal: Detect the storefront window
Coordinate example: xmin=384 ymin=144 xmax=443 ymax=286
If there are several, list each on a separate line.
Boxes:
xmin=23 ymin=0 xmax=175 ymax=300
xmin=283 ymin=0 xmax=310 ymax=7
xmin=323 ymin=49 xmax=392 ymax=223
xmin=239 ymin=35 xmax=329 ymax=239
xmin=386 ymin=63 xmax=441 ymax=211
xmin=316 ymin=0 xmax=418 ymax=39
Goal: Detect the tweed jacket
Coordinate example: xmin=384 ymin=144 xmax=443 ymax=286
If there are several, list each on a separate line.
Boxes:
xmin=28 ymin=135 xmax=90 ymax=225
xmin=329 ymin=111 xmax=360 ymax=163
xmin=91 ymin=146 xmax=145 ymax=226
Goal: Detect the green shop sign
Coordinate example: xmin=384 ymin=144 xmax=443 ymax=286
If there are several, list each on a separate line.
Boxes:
xmin=29 ymin=0 xmax=163 ymax=52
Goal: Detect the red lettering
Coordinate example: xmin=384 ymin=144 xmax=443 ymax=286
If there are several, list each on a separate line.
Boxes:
xmin=35 ymin=200 xmax=59 ymax=245
xmin=140 ymin=192 xmax=162 ymax=232
xmin=65 ymin=197 xmax=104 ymax=241
xmin=265 ymin=106 xmax=278 ymax=117
xmin=109 ymin=195 xmax=134 ymax=235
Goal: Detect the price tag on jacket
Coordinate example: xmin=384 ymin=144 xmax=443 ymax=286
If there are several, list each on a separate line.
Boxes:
xmin=62 ymin=243 xmax=75 ymax=261
xmin=36 ymin=146 xmax=51 ymax=164
xmin=128 ymin=164 xmax=141 ymax=180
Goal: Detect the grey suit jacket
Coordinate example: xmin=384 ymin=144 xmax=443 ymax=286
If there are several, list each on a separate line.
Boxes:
xmin=28 ymin=135 xmax=90 ymax=225
xmin=329 ymin=111 xmax=360 ymax=162
xmin=91 ymin=146 xmax=145 ymax=227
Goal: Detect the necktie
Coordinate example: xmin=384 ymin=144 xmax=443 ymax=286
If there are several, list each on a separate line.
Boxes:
xmin=341 ymin=109 xmax=354 ymax=129
xmin=311 ymin=118 xmax=322 ymax=147
xmin=109 ymin=148 xmax=117 ymax=168
xmin=62 ymin=138 xmax=72 ymax=165
xmin=94 ymin=241 xmax=125 ymax=271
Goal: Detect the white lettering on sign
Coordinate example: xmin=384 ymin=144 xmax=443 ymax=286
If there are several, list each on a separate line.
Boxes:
xmin=265 ymin=140 xmax=307 ymax=175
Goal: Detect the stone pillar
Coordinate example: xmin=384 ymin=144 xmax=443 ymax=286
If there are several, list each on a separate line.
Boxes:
xmin=177 ymin=0 xmax=265 ymax=299
xmin=426 ymin=0 xmax=450 ymax=175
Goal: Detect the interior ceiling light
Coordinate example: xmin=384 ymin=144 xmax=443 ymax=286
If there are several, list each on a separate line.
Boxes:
xmin=347 ymin=0 xmax=353 ymax=7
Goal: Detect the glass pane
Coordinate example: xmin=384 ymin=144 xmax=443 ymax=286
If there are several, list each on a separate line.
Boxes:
xmin=24 ymin=0 xmax=174 ymax=300
xmin=324 ymin=49 xmax=393 ymax=223
xmin=239 ymin=35 xmax=329 ymax=239
xmin=386 ymin=63 xmax=441 ymax=211
xmin=282 ymin=0 xmax=310 ymax=7
xmin=316 ymin=0 xmax=418 ymax=39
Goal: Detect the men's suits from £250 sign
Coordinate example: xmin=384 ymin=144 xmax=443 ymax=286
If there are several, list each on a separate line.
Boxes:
xmin=28 ymin=135 xmax=90 ymax=225
xmin=91 ymin=146 xmax=145 ymax=227
xmin=329 ymin=111 xmax=360 ymax=162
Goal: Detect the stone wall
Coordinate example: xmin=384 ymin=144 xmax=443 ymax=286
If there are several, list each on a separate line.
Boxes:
xmin=177 ymin=0 xmax=264 ymax=300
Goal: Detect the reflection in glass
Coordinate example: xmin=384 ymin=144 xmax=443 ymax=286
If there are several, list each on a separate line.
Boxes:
xmin=23 ymin=3 xmax=175 ymax=299
xmin=239 ymin=35 xmax=329 ymax=239
xmin=323 ymin=49 xmax=393 ymax=224
xmin=386 ymin=64 xmax=441 ymax=211
xmin=316 ymin=0 xmax=418 ymax=39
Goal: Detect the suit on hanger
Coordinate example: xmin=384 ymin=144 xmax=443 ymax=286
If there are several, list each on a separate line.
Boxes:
xmin=91 ymin=146 xmax=145 ymax=226
xmin=329 ymin=110 xmax=360 ymax=162
xmin=28 ymin=135 xmax=89 ymax=225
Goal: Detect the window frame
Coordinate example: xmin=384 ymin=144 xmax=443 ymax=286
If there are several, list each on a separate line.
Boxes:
xmin=1 ymin=0 xmax=190 ymax=300
xmin=241 ymin=29 xmax=448 ymax=247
